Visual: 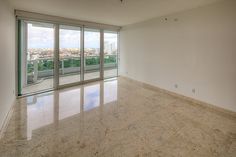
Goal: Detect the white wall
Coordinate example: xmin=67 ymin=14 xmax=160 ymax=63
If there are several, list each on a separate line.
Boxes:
xmin=120 ymin=0 xmax=236 ymax=112
xmin=0 ymin=0 xmax=16 ymax=130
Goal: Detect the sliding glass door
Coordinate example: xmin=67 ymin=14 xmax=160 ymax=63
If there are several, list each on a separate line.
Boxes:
xmin=104 ymin=31 xmax=118 ymax=78
xmin=84 ymin=28 xmax=101 ymax=81
xmin=59 ymin=25 xmax=81 ymax=85
xmin=18 ymin=20 xmax=119 ymax=96
xmin=19 ymin=21 xmax=55 ymax=95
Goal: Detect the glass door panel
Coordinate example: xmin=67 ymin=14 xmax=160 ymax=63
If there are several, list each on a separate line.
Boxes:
xmin=59 ymin=25 xmax=81 ymax=85
xmin=84 ymin=28 xmax=100 ymax=80
xmin=18 ymin=20 xmax=119 ymax=96
xmin=20 ymin=21 xmax=55 ymax=95
xmin=104 ymin=31 xmax=118 ymax=78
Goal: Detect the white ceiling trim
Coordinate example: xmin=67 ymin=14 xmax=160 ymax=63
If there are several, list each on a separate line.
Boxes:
xmin=15 ymin=10 xmax=121 ymax=31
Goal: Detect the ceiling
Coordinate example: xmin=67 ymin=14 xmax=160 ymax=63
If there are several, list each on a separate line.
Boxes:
xmin=8 ymin=0 xmax=223 ymax=26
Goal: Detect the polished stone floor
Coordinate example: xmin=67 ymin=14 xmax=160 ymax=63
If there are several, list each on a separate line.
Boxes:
xmin=0 ymin=77 xmax=236 ymax=157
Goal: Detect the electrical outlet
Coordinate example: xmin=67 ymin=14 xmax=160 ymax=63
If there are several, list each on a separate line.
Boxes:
xmin=174 ymin=84 xmax=178 ymax=88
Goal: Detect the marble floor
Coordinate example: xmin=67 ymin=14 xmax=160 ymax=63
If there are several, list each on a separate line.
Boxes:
xmin=0 ymin=77 xmax=236 ymax=157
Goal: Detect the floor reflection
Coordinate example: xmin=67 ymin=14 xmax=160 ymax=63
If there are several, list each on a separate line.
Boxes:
xmin=104 ymin=79 xmax=117 ymax=104
xmin=84 ymin=84 xmax=100 ymax=111
xmin=59 ymin=88 xmax=81 ymax=120
xmin=26 ymin=78 xmax=117 ymax=139
xmin=27 ymin=93 xmax=54 ymax=139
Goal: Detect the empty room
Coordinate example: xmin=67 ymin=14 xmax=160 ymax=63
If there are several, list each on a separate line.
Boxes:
xmin=0 ymin=0 xmax=235 ymax=156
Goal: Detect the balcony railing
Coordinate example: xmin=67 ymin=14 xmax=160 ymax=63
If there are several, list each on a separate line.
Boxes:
xmin=27 ymin=55 xmax=117 ymax=84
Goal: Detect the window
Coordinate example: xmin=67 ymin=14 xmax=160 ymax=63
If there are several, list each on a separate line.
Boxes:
xmin=17 ymin=19 xmax=119 ymax=96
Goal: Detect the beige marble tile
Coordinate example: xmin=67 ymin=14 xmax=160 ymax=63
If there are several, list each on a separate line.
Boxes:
xmin=0 ymin=77 xmax=236 ymax=157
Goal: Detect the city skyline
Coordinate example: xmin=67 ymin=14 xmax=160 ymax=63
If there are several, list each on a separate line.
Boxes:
xmin=28 ymin=23 xmax=117 ymax=49
xmin=27 ymin=47 xmax=117 ymax=60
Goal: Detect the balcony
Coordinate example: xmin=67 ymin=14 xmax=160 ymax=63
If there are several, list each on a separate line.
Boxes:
xmin=22 ymin=55 xmax=117 ymax=94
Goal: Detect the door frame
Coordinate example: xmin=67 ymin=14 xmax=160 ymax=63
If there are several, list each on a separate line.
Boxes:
xmin=16 ymin=16 xmax=119 ymax=97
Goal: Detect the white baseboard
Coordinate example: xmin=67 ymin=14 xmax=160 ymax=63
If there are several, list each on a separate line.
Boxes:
xmin=120 ymin=76 xmax=236 ymax=118
xmin=0 ymin=100 xmax=15 ymax=140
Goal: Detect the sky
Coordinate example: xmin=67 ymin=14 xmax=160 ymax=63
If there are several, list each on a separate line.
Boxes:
xmin=27 ymin=23 xmax=117 ymax=49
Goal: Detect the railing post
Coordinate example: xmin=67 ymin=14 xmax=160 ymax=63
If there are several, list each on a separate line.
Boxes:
xmin=62 ymin=59 xmax=64 ymax=75
xmin=33 ymin=60 xmax=38 ymax=82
